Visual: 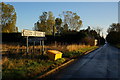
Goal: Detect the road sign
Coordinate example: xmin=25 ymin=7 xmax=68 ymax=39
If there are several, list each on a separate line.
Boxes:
xmin=22 ymin=29 xmax=45 ymax=37
xmin=29 ymin=37 xmax=47 ymax=43
xmin=35 ymin=31 xmax=45 ymax=37
xmin=22 ymin=29 xmax=45 ymax=54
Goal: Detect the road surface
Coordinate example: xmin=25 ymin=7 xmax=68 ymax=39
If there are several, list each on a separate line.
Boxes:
xmin=45 ymin=43 xmax=120 ymax=80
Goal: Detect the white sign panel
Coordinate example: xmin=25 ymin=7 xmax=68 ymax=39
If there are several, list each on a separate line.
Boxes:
xmin=35 ymin=31 xmax=45 ymax=37
xmin=22 ymin=29 xmax=45 ymax=37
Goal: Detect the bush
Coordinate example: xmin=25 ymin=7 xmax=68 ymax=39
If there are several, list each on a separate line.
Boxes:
xmin=63 ymin=51 xmax=82 ymax=58
xmin=81 ymin=37 xmax=95 ymax=46
xmin=106 ymin=31 xmax=120 ymax=44
xmin=63 ymin=46 xmax=98 ymax=58
xmin=54 ymin=58 xmax=66 ymax=65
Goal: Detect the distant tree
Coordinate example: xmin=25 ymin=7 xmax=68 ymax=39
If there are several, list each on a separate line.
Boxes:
xmin=34 ymin=11 xmax=56 ymax=35
xmin=93 ymin=26 xmax=103 ymax=37
xmin=60 ymin=11 xmax=82 ymax=31
xmin=1 ymin=2 xmax=18 ymax=33
xmin=55 ymin=18 xmax=62 ymax=34
xmin=81 ymin=36 xmax=95 ymax=46
xmin=47 ymin=11 xmax=56 ymax=35
xmin=107 ymin=23 xmax=120 ymax=33
xmin=90 ymin=30 xmax=99 ymax=39
xmin=63 ymin=24 xmax=68 ymax=31
xmin=34 ymin=12 xmax=47 ymax=32
xmin=80 ymin=26 xmax=99 ymax=39
xmin=87 ymin=26 xmax=91 ymax=32
xmin=106 ymin=23 xmax=120 ymax=44
xmin=80 ymin=26 xmax=105 ymax=45
xmin=40 ymin=12 xmax=47 ymax=22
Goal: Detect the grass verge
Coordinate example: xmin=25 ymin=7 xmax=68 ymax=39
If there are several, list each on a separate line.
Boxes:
xmin=2 ymin=44 xmax=98 ymax=79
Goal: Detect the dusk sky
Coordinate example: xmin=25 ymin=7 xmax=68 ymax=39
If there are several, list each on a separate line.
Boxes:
xmin=6 ymin=2 xmax=118 ymax=37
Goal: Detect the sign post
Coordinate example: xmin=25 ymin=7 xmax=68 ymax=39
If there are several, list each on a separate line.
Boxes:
xmin=22 ymin=29 xmax=45 ymax=55
xmin=33 ymin=41 xmax=35 ymax=54
xmin=26 ymin=36 xmax=29 ymax=54
xmin=42 ymin=40 xmax=44 ymax=55
xmin=40 ymin=40 xmax=42 ymax=53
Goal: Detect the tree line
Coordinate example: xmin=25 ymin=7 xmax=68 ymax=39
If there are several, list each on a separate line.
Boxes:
xmin=1 ymin=2 xmax=82 ymax=34
xmin=1 ymin=2 xmax=18 ymax=33
xmin=106 ymin=23 xmax=120 ymax=45
xmin=1 ymin=2 xmax=106 ymax=45
xmin=33 ymin=11 xmax=82 ymax=35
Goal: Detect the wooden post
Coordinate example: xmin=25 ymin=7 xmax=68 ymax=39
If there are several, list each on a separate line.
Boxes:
xmin=33 ymin=41 xmax=35 ymax=54
xmin=39 ymin=40 xmax=41 ymax=53
xmin=42 ymin=40 xmax=44 ymax=55
xmin=26 ymin=36 xmax=29 ymax=55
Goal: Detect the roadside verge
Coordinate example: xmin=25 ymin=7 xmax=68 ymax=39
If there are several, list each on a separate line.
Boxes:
xmin=36 ymin=47 xmax=99 ymax=79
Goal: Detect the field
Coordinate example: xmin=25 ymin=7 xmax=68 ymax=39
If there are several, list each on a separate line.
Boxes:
xmin=2 ymin=43 xmax=98 ymax=79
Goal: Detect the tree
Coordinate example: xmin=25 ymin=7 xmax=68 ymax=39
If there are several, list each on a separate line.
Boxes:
xmin=1 ymin=2 xmax=18 ymax=33
xmin=106 ymin=23 xmax=120 ymax=44
xmin=34 ymin=11 xmax=56 ymax=35
xmin=80 ymin=26 xmax=99 ymax=39
xmin=107 ymin=23 xmax=120 ymax=33
xmin=47 ymin=11 xmax=55 ymax=34
xmin=93 ymin=26 xmax=103 ymax=37
xmin=55 ymin=18 xmax=62 ymax=34
xmin=60 ymin=11 xmax=82 ymax=31
xmin=63 ymin=24 xmax=68 ymax=31
xmin=34 ymin=12 xmax=47 ymax=32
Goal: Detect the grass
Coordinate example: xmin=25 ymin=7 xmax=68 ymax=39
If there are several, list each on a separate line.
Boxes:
xmin=2 ymin=56 xmax=66 ymax=79
xmin=63 ymin=46 xmax=98 ymax=58
xmin=2 ymin=43 xmax=98 ymax=79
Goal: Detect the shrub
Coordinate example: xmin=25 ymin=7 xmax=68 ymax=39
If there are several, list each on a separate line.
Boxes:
xmin=54 ymin=58 xmax=66 ymax=65
xmin=106 ymin=31 xmax=120 ymax=44
xmin=81 ymin=37 xmax=95 ymax=46
xmin=63 ymin=51 xmax=82 ymax=58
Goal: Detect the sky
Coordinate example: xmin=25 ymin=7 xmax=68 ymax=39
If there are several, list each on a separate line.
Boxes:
xmin=5 ymin=2 xmax=118 ymax=37
xmin=2 ymin=0 xmax=120 ymax=2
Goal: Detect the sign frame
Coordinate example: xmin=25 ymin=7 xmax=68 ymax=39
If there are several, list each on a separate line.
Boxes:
xmin=22 ymin=29 xmax=45 ymax=37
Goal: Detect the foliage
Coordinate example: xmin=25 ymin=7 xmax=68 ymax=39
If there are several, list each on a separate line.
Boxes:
xmin=107 ymin=23 xmax=120 ymax=33
xmin=2 ymin=43 xmax=98 ymax=79
xmin=80 ymin=26 xmax=105 ymax=45
xmin=63 ymin=51 xmax=82 ymax=58
xmin=80 ymin=26 xmax=99 ymax=39
xmin=55 ymin=18 xmax=62 ymax=34
xmin=63 ymin=46 xmax=98 ymax=58
xmin=106 ymin=23 xmax=120 ymax=45
xmin=1 ymin=2 xmax=18 ymax=33
xmin=2 ymin=57 xmax=54 ymax=79
xmin=60 ymin=11 xmax=82 ymax=31
xmin=81 ymin=36 xmax=95 ymax=46
xmin=34 ymin=11 xmax=56 ymax=35
xmin=106 ymin=31 xmax=120 ymax=44
xmin=34 ymin=11 xmax=83 ymax=35
xmin=53 ymin=58 xmax=66 ymax=66
xmin=93 ymin=26 xmax=103 ymax=36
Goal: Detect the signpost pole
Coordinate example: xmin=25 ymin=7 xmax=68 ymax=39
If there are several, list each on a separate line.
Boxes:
xmin=42 ymin=40 xmax=44 ymax=55
xmin=33 ymin=41 xmax=35 ymax=54
xmin=22 ymin=29 xmax=45 ymax=55
xmin=26 ymin=36 xmax=29 ymax=55
xmin=40 ymin=40 xmax=41 ymax=53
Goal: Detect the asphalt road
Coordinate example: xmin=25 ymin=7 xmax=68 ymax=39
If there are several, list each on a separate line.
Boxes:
xmin=46 ymin=43 xmax=120 ymax=80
